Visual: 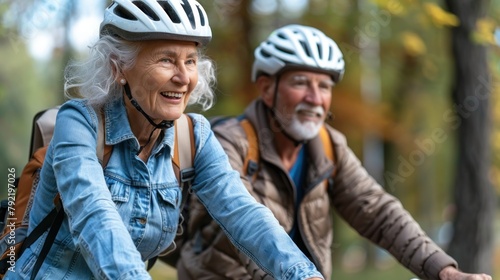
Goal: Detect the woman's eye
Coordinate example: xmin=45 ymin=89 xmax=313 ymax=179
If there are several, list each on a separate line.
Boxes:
xmin=160 ymin=58 xmax=172 ymax=63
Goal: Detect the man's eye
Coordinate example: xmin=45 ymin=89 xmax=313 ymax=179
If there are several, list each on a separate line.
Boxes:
xmin=320 ymin=84 xmax=332 ymax=91
xmin=293 ymin=80 xmax=308 ymax=86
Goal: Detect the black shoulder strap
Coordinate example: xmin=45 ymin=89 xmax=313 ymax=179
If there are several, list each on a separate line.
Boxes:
xmin=29 ymin=199 xmax=64 ymax=280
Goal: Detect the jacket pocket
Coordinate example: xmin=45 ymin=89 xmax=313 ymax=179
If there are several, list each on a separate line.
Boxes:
xmin=107 ymin=180 xmax=130 ymax=209
xmin=157 ymin=187 xmax=181 ymax=234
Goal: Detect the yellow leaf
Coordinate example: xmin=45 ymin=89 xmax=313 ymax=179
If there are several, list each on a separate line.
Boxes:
xmin=423 ymin=3 xmax=460 ymax=27
xmin=369 ymin=0 xmax=407 ymax=15
xmin=473 ymin=18 xmax=497 ymax=45
xmin=477 ymin=18 xmax=496 ymax=33
xmin=387 ymin=0 xmax=406 ymax=15
xmin=401 ymin=32 xmax=426 ymax=56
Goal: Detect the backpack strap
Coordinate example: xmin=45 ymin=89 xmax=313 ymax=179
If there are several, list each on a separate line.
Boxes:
xmin=28 ymin=197 xmax=64 ymax=280
xmin=173 ymin=114 xmax=195 ymax=205
xmin=96 ymin=110 xmax=105 ymax=165
xmin=151 ymin=114 xmax=195 ymax=269
xmin=239 ymin=119 xmax=336 ymax=182
xmin=211 ymin=115 xmax=260 ymax=181
xmin=319 ymin=126 xmax=335 ymax=170
xmin=319 ymin=126 xmax=337 ymax=192
xmin=23 ymin=106 xmax=110 ymax=279
xmin=239 ymin=118 xmax=260 ymax=181
xmin=95 ymin=106 xmax=113 ymax=167
xmin=29 ymin=106 xmax=60 ymax=160
xmin=173 ymin=113 xmax=195 ymax=240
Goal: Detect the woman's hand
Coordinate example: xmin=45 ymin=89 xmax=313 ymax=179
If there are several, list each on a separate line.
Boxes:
xmin=439 ymin=266 xmax=492 ymax=280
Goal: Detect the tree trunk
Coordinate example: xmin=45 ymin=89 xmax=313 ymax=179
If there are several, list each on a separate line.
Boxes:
xmin=444 ymin=0 xmax=496 ymax=274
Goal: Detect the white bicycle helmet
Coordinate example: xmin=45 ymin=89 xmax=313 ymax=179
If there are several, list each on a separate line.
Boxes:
xmin=252 ymin=24 xmax=345 ymax=83
xmin=100 ymin=0 xmax=212 ymax=46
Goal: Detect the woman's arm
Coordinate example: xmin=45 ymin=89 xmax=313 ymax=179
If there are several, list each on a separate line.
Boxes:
xmin=50 ymin=101 xmax=150 ymax=279
xmin=189 ymin=115 xmax=324 ymax=280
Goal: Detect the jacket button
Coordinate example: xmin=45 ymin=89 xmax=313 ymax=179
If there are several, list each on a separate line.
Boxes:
xmin=137 ymin=218 xmax=147 ymax=224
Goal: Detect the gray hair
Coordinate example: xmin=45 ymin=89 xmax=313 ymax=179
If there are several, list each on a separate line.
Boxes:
xmin=64 ymin=35 xmax=216 ymax=110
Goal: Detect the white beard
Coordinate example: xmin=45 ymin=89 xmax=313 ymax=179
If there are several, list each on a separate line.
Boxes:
xmin=274 ymin=103 xmax=325 ymax=141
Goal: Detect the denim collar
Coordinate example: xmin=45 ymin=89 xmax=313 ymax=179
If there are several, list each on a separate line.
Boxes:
xmin=102 ymin=96 xmax=175 ymax=154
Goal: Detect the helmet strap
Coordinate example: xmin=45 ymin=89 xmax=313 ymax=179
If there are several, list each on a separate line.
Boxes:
xmin=123 ymin=83 xmax=173 ymax=130
xmin=269 ymin=75 xmax=306 ymax=147
xmin=122 ymin=83 xmax=173 ymax=155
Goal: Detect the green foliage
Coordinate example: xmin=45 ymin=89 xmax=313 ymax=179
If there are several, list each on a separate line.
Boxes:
xmin=0 ymin=0 xmax=499 ymax=275
xmin=0 ymin=32 xmax=61 ymax=198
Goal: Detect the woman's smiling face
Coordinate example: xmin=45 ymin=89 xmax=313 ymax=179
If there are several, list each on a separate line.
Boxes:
xmin=122 ymin=40 xmax=199 ymax=122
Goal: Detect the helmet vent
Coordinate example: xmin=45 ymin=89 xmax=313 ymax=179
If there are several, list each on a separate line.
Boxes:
xmin=180 ymin=0 xmax=196 ymax=29
xmin=133 ymin=1 xmax=160 ymax=21
xmin=158 ymin=1 xmax=182 ymax=23
xmin=316 ymin=42 xmax=322 ymax=58
xmin=196 ymin=5 xmax=206 ymax=26
xmin=299 ymin=41 xmax=311 ymax=58
xmin=114 ymin=4 xmax=138 ymax=21
xmin=276 ymin=44 xmax=294 ymax=56
xmin=260 ymin=49 xmax=271 ymax=58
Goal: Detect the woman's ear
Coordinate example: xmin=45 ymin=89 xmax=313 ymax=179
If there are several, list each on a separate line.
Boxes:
xmin=256 ymin=75 xmax=275 ymax=107
xmin=110 ymin=55 xmax=124 ymax=84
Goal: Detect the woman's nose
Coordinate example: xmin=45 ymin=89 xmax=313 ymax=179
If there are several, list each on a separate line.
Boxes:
xmin=172 ymin=65 xmax=189 ymax=85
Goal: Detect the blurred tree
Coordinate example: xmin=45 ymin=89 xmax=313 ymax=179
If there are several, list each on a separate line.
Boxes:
xmin=444 ymin=0 xmax=497 ymax=274
xmin=1 ymin=0 xmax=499 ymax=277
xmin=0 ymin=0 xmax=77 ymax=197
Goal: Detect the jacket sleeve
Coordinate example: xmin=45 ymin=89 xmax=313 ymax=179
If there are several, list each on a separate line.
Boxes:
xmin=329 ymin=129 xmax=457 ymax=280
xmin=50 ymin=101 xmax=151 ymax=279
xmin=212 ymin=119 xmax=276 ymax=279
xmin=190 ymin=116 xmax=324 ymax=280
xmin=236 ymin=248 xmax=274 ymax=280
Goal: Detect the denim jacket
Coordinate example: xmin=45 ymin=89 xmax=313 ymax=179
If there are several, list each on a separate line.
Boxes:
xmin=5 ymin=97 xmax=323 ymax=280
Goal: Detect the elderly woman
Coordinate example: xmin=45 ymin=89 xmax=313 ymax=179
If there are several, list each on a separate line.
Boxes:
xmin=5 ymin=1 xmax=324 ymax=280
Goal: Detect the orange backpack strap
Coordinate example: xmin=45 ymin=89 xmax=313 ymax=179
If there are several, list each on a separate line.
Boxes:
xmin=239 ymin=120 xmax=335 ymax=182
xmin=319 ymin=126 xmax=337 ymax=191
xmin=319 ymin=126 xmax=335 ymax=166
xmin=4 ymin=147 xmax=47 ymax=234
xmin=239 ymin=118 xmax=260 ymax=181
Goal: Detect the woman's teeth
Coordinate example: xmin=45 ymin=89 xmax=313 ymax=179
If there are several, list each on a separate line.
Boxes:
xmin=161 ymin=92 xmax=183 ymax=98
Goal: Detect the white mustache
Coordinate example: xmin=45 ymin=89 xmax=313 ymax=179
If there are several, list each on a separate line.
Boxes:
xmin=294 ymin=103 xmax=324 ymax=118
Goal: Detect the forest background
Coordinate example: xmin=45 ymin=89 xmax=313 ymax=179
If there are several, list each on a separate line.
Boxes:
xmin=0 ymin=0 xmax=499 ymax=279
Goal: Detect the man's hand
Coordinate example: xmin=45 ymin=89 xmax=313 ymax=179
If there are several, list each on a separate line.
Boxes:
xmin=439 ymin=266 xmax=492 ymax=280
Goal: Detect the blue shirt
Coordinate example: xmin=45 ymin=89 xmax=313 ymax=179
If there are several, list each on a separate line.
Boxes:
xmin=6 ymin=97 xmax=323 ymax=280
xmin=288 ymin=146 xmax=306 ymax=239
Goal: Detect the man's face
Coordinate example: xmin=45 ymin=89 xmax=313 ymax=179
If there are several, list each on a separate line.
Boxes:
xmin=270 ymin=70 xmax=334 ymax=141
